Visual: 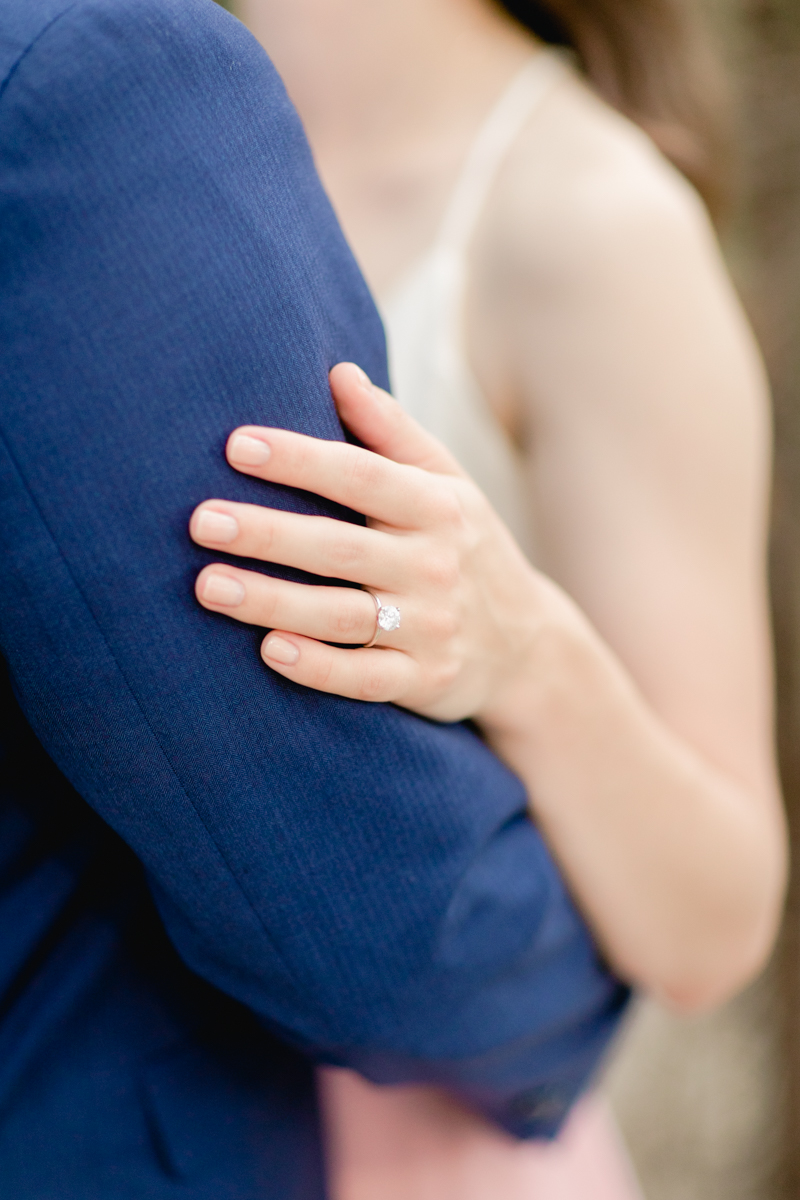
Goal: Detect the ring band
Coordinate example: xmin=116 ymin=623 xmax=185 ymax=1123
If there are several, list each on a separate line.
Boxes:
xmin=363 ymin=591 xmax=402 ymax=648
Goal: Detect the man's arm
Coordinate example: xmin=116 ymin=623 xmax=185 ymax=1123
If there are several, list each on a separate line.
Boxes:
xmin=0 ymin=0 xmax=626 ymax=1136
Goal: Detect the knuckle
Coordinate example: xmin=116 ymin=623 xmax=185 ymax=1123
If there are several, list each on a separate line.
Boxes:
xmin=331 ymin=599 xmax=368 ymax=638
xmin=426 ymin=483 xmax=463 ymax=529
xmin=421 ymin=547 xmax=459 ymax=591
xmin=431 ymin=658 xmax=460 ymax=694
xmin=253 ymin=514 xmax=277 ymax=558
xmin=426 ymin=605 xmax=458 ymax=642
xmin=307 ymin=656 xmax=335 ymax=691
xmin=344 ymin=446 xmax=384 ymax=497
xmin=357 ymin=664 xmax=389 ymax=702
xmin=340 ymin=441 xmax=383 ymax=501
xmin=325 ymin=530 xmax=366 ymax=575
xmin=286 ymin=436 xmax=315 ymax=476
xmin=254 ymin=581 xmax=281 ymax=625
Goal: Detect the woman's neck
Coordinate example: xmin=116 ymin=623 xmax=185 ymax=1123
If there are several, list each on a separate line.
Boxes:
xmin=237 ymin=0 xmax=536 ymax=291
xmin=238 ymin=1 xmax=530 ymax=160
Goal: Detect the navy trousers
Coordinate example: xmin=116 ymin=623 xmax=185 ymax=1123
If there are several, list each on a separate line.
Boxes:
xmin=0 ymin=1 xmax=628 ymax=1195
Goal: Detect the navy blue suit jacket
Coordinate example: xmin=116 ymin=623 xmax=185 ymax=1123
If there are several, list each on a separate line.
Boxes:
xmin=0 ymin=1 xmax=628 ymax=1195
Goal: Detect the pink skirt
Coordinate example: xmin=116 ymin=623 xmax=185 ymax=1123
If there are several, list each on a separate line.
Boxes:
xmin=320 ymin=1068 xmax=643 ymax=1200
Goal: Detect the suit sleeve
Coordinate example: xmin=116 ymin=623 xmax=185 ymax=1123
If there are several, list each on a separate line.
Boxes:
xmin=0 ymin=0 xmax=627 ymax=1137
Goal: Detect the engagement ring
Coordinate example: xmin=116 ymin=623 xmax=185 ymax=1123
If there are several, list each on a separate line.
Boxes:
xmin=364 ymin=591 xmax=401 ymax=648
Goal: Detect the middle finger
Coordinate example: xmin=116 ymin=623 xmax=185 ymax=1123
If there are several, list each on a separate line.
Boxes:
xmin=191 ymin=500 xmax=409 ymax=591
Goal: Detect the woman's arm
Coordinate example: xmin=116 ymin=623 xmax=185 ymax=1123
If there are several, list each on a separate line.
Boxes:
xmin=467 ymin=104 xmax=788 ymax=1012
xmin=190 ymin=358 xmax=786 ymax=1015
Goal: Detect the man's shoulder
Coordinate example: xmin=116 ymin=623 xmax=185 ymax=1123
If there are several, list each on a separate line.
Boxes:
xmin=0 ymin=0 xmax=240 ymax=99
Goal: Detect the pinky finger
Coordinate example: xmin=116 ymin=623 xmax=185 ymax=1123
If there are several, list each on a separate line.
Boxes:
xmin=261 ymin=632 xmax=417 ymax=704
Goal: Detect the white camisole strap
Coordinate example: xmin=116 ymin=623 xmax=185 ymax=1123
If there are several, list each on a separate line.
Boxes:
xmin=379 ymin=51 xmax=568 ymax=554
xmin=434 ymin=51 xmax=567 ymax=259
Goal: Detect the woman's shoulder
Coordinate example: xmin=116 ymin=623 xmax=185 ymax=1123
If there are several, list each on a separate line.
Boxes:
xmin=466 ymin=62 xmax=755 ymax=442
xmin=479 ymin=65 xmax=716 ymax=288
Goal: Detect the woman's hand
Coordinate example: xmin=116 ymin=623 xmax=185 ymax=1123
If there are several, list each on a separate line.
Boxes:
xmin=190 ymin=363 xmax=566 ymax=725
xmin=189 ymin=365 xmax=787 ymax=1010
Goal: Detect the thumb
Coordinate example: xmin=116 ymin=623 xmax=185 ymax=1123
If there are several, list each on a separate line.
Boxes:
xmin=330 ymin=362 xmax=464 ymax=477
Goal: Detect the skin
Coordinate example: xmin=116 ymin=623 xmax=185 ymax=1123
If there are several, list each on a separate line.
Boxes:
xmin=193 ymin=0 xmax=787 ymax=1013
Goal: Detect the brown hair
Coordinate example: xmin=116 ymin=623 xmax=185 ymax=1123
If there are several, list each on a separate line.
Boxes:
xmin=497 ymin=0 xmax=730 ymax=218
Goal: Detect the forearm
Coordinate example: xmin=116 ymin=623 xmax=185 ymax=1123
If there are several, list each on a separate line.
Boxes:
xmin=482 ymin=596 xmax=787 ymax=1013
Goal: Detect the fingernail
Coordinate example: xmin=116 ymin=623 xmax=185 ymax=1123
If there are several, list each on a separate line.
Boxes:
xmin=229 ymin=434 xmax=271 ymax=466
xmin=201 ymin=573 xmax=245 ymax=607
xmin=262 ymin=636 xmax=300 ymax=666
xmin=353 ymin=365 xmax=372 ymax=391
xmin=195 ymin=510 xmax=239 ymax=544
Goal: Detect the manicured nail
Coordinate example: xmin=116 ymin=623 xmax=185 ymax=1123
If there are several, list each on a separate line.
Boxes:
xmin=352 ymin=365 xmax=374 ymax=392
xmin=229 ymin=434 xmax=271 ymax=467
xmin=201 ymin=573 xmax=245 ymax=607
xmin=195 ymin=510 xmax=239 ymax=544
xmin=262 ymin=636 xmax=300 ymax=666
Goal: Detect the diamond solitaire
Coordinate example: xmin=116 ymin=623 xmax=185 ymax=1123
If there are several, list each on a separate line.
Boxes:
xmin=377 ymin=605 xmax=402 ymax=634
xmin=363 ymin=592 xmax=402 ymax=647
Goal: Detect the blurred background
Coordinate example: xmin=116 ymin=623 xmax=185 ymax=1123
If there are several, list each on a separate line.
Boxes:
xmin=604 ymin=6 xmax=800 ymax=1200
xmin=215 ymin=1 xmax=800 ymax=1196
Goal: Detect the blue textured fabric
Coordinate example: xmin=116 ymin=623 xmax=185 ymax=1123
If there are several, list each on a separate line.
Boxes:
xmin=0 ymin=0 xmax=629 ymax=1195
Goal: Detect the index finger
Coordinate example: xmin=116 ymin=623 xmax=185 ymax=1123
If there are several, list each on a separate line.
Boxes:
xmin=225 ymin=426 xmax=444 ymax=529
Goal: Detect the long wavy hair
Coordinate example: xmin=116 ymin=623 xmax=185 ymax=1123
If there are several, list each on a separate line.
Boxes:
xmin=497 ymin=0 xmax=729 ymax=218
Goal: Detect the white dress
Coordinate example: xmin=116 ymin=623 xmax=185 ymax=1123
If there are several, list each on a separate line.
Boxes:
xmin=380 ymin=57 xmax=555 ymax=557
xmin=320 ymin=55 xmax=644 ymax=1200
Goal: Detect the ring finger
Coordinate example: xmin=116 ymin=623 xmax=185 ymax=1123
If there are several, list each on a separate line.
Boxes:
xmin=196 ymin=564 xmax=403 ymax=647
